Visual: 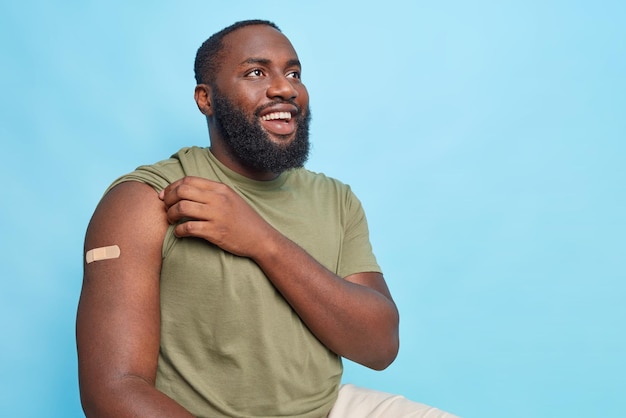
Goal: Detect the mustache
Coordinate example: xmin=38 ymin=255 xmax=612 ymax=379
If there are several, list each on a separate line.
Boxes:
xmin=254 ymin=100 xmax=304 ymax=117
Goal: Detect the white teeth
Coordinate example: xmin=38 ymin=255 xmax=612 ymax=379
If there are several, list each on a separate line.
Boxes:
xmin=261 ymin=112 xmax=292 ymax=121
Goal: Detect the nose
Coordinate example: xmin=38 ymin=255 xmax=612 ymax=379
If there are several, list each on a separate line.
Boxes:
xmin=267 ymin=75 xmax=298 ymax=101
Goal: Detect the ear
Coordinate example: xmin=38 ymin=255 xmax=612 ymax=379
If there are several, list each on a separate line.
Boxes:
xmin=194 ymin=84 xmax=213 ymax=116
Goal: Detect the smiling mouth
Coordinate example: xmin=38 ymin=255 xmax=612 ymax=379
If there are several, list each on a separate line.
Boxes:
xmin=260 ymin=111 xmax=292 ymax=122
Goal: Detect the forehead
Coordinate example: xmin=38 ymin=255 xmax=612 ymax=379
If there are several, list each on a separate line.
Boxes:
xmin=220 ymin=25 xmax=300 ymax=68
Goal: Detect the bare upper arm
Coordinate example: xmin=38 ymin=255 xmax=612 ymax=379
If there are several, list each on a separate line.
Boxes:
xmin=77 ymin=181 xmax=169 ymax=397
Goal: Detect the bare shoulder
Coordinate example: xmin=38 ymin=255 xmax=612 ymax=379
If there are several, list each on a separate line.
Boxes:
xmin=86 ymin=181 xmax=167 ymax=246
xmin=80 ymin=179 xmax=168 ymax=313
xmin=80 ymin=180 xmax=168 ymax=311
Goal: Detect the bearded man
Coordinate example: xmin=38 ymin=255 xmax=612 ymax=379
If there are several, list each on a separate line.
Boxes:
xmin=77 ymin=19 xmax=458 ymax=418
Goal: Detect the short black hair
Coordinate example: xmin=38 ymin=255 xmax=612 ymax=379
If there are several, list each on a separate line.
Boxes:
xmin=194 ymin=19 xmax=281 ymax=86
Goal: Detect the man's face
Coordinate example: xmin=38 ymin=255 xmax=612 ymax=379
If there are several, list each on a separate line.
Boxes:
xmin=209 ymin=25 xmax=311 ymax=173
xmin=212 ymin=85 xmax=311 ymax=173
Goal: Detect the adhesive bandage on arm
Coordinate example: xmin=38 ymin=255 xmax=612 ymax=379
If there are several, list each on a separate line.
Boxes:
xmin=85 ymin=245 xmax=121 ymax=264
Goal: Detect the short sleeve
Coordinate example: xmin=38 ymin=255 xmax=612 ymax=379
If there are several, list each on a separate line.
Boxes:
xmin=337 ymin=188 xmax=382 ymax=278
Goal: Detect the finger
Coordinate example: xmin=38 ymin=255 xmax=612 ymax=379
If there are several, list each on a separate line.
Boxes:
xmin=163 ymin=176 xmax=226 ymax=202
xmin=161 ymin=177 xmax=212 ymax=208
xmin=165 ymin=199 xmax=211 ymax=225
xmin=173 ymin=220 xmax=240 ymax=256
xmin=172 ymin=219 xmax=215 ymax=240
xmin=161 ymin=176 xmax=202 ymax=200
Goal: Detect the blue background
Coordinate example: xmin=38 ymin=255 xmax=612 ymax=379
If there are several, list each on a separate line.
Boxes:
xmin=1 ymin=1 xmax=624 ymax=417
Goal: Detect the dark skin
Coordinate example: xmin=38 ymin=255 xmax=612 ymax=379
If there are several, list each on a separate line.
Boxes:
xmin=77 ymin=25 xmax=399 ymax=417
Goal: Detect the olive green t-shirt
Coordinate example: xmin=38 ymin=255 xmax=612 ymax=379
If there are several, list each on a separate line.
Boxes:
xmin=108 ymin=147 xmax=381 ymax=417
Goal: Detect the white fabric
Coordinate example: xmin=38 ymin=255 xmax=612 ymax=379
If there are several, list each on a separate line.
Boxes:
xmin=328 ymin=384 xmax=459 ymax=418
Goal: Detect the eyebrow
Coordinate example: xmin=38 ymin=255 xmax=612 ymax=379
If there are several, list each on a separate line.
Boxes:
xmin=240 ymin=57 xmax=301 ymax=68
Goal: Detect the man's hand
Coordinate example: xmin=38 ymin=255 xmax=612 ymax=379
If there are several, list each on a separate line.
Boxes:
xmin=159 ymin=176 xmax=275 ymax=258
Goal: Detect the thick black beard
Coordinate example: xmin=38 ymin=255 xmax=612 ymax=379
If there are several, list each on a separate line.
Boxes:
xmin=212 ymin=90 xmax=311 ymax=174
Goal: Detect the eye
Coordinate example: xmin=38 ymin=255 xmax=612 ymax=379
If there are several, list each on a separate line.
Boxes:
xmin=245 ymin=69 xmax=264 ymax=78
xmin=287 ymin=70 xmax=301 ymax=80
